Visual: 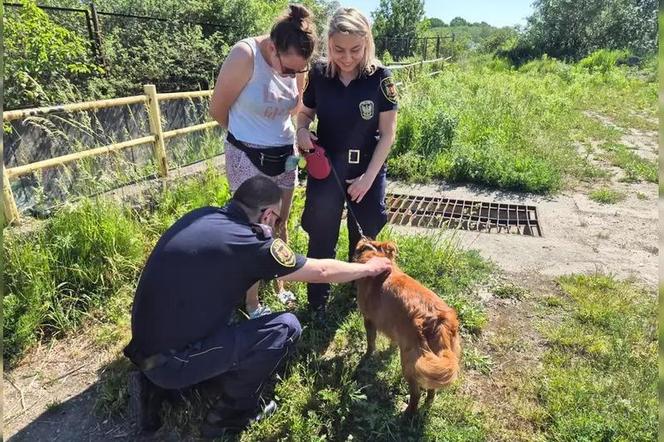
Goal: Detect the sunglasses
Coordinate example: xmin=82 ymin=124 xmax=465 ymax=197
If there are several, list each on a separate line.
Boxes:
xmin=277 ymin=52 xmax=310 ymax=76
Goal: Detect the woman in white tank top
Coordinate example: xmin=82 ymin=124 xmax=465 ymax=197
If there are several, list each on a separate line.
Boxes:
xmin=209 ymin=4 xmax=317 ymax=316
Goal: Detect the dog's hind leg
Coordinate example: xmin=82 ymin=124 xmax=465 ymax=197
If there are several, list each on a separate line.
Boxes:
xmin=425 ymin=389 xmax=435 ymax=405
xmin=364 ymin=319 xmax=377 ymax=356
xmin=404 ymin=376 xmax=421 ymax=416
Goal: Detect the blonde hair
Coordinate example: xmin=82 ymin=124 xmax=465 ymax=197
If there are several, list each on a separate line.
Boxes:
xmin=325 ymin=7 xmax=381 ymax=78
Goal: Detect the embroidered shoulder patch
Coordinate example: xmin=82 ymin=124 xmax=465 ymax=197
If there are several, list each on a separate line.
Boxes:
xmin=270 ymin=238 xmax=296 ymax=267
xmin=380 ymin=76 xmax=398 ymax=104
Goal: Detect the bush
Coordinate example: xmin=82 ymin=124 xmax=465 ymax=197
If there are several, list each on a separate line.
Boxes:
xmin=4 ymin=0 xmax=101 ymax=109
xmin=576 ymin=49 xmax=632 ymax=74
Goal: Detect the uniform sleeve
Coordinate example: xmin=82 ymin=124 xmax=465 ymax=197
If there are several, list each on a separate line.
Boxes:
xmin=253 ymin=238 xmax=307 ymax=280
xmin=302 ymin=66 xmax=318 ymax=109
xmin=378 ymin=68 xmax=399 ymax=112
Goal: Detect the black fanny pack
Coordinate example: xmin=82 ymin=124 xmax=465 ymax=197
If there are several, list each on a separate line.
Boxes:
xmin=226 ymin=132 xmax=293 ymax=177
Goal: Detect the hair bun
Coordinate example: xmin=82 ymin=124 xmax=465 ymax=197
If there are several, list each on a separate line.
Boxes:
xmin=288 ymin=4 xmax=309 ymax=23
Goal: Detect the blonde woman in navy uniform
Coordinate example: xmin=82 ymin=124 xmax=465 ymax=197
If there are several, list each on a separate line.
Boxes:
xmin=296 ymin=7 xmax=398 ymax=313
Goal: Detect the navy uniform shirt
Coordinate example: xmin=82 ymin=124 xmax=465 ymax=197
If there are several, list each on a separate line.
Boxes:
xmin=130 ymin=201 xmax=306 ymax=356
xmin=302 ymin=61 xmax=398 ymax=153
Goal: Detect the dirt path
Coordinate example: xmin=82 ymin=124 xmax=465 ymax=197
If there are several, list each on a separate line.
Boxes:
xmin=3 ymin=331 xmax=133 ymax=441
xmin=4 ymin=116 xmax=657 ymax=441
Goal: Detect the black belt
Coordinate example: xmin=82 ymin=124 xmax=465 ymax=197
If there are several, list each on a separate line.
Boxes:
xmin=328 ymin=144 xmax=377 ymax=173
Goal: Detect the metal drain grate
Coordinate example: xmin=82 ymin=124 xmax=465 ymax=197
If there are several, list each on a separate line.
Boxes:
xmin=385 ymin=193 xmax=542 ymax=236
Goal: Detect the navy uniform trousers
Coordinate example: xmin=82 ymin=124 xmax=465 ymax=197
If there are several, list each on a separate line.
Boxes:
xmin=302 ymin=153 xmax=388 ymax=310
xmin=143 ymin=312 xmax=301 ymax=411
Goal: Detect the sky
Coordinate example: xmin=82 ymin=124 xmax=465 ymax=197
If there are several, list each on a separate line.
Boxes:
xmin=341 ymin=0 xmax=535 ymax=28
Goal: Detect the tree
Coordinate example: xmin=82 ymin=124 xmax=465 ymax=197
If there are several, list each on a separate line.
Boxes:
xmin=429 ymin=17 xmax=446 ymax=27
xmin=506 ymin=0 xmax=658 ymax=63
xmin=371 ymin=0 xmax=425 ymax=59
xmin=449 ymin=16 xmax=469 ymax=27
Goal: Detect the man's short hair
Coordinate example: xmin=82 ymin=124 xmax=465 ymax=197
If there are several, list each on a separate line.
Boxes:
xmin=233 ymin=176 xmax=282 ymax=209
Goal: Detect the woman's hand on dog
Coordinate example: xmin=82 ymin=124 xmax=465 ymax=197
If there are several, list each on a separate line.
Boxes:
xmin=363 ymin=256 xmax=392 ymax=276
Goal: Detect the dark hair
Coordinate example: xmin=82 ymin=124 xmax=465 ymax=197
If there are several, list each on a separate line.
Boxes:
xmin=233 ymin=175 xmax=282 ymax=210
xmin=270 ymin=4 xmax=317 ymax=59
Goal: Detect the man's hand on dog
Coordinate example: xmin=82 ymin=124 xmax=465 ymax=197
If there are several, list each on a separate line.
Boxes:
xmin=364 ymin=256 xmax=392 ymax=276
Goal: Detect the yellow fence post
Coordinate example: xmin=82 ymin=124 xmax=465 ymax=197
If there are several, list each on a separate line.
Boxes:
xmin=2 ymin=165 xmax=19 ymax=225
xmin=144 ymin=84 xmax=168 ymax=177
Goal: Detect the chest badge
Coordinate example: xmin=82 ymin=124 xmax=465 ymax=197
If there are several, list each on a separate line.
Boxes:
xmin=270 ymin=238 xmax=296 ymax=267
xmin=359 ymin=100 xmax=375 ymax=120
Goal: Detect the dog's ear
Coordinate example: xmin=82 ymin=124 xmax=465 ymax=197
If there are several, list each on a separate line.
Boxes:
xmin=381 ymin=241 xmax=398 ymax=260
xmin=355 ymin=238 xmax=371 ymax=253
xmin=353 ymin=238 xmax=378 ymax=260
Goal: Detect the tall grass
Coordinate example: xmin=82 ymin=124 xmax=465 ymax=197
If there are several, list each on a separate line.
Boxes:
xmin=388 ymin=50 xmax=656 ymax=192
xmin=3 ymin=199 xmax=144 ymax=363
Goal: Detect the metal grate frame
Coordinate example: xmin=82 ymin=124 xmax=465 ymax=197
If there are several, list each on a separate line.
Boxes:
xmin=385 ymin=193 xmax=542 ymax=236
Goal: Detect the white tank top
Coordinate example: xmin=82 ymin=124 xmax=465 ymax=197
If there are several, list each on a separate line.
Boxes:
xmin=228 ymin=38 xmax=298 ymax=147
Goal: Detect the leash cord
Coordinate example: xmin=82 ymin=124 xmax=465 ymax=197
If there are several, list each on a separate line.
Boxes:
xmin=329 ymin=162 xmax=368 ymax=240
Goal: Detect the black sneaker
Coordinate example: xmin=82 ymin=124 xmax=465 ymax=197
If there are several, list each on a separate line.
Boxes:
xmin=200 ymin=400 xmax=277 ymax=438
xmin=128 ymin=371 xmax=164 ymax=433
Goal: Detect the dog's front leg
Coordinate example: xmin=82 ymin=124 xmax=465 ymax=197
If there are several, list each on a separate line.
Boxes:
xmin=364 ymin=319 xmax=376 ymax=356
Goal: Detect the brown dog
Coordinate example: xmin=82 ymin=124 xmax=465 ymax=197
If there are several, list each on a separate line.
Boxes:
xmin=353 ymin=238 xmax=461 ymax=415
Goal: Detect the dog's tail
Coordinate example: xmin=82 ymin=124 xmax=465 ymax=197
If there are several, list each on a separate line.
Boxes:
xmin=414 ymin=348 xmax=460 ymax=390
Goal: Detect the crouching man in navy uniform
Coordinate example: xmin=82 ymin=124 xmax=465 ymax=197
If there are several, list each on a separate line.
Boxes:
xmin=123 ymin=175 xmax=391 ymax=437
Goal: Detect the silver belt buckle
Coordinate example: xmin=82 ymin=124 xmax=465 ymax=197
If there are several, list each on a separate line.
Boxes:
xmin=348 ymin=149 xmax=360 ymax=164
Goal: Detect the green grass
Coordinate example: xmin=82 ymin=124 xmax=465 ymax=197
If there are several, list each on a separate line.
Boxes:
xmin=3 ymin=199 xmax=145 ymax=364
xmin=388 ymin=51 xmax=656 ymax=193
xmin=537 ymin=274 xmax=657 ymax=441
xmin=589 ymin=187 xmax=626 ymax=204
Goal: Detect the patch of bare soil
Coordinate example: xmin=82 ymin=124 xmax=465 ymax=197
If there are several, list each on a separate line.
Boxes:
xmin=460 ymin=273 xmax=563 ymax=441
xmin=3 ymin=329 xmax=130 ymax=441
